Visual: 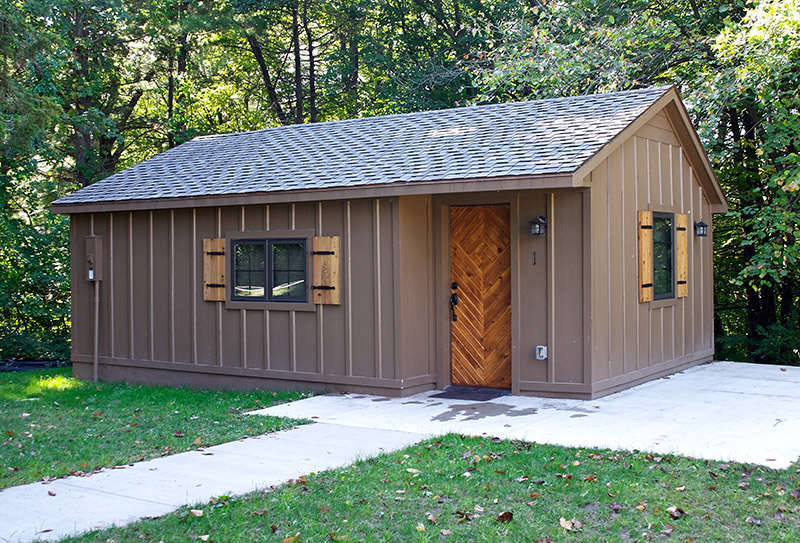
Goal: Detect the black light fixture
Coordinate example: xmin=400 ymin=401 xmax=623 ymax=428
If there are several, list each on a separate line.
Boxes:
xmin=529 ymin=216 xmax=547 ymax=236
xmin=694 ymin=220 xmax=708 ymax=237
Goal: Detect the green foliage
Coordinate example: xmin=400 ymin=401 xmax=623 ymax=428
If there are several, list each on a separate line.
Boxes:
xmin=0 ymin=368 xmax=309 ymax=488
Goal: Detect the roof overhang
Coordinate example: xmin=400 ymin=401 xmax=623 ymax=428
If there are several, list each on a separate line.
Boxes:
xmin=571 ymin=86 xmax=728 ymax=213
xmin=51 ymin=173 xmax=576 ymax=214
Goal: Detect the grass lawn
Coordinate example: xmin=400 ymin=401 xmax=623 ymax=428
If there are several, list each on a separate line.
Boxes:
xmin=1 ymin=368 xmax=309 ymax=488
xmin=58 ymin=434 xmax=800 ymax=543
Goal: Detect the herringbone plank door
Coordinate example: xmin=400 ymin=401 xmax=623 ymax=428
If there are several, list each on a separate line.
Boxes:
xmin=450 ymin=204 xmax=511 ymax=388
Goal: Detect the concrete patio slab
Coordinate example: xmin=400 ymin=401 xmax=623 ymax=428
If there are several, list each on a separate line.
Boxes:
xmin=0 ymin=424 xmax=425 ymax=543
xmin=253 ymin=361 xmax=800 ymax=469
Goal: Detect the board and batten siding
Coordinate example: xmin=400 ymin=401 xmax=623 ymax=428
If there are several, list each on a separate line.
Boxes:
xmin=589 ymin=112 xmax=714 ymax=395
xmin=69 ymin=198 xmax=436 ymax=395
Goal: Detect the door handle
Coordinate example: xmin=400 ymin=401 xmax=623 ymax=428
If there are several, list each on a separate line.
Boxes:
xmin=450 ymin=292 xmax=459 ymax=322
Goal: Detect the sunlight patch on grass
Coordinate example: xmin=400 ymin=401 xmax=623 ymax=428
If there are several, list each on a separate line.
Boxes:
xmin=26 ymin=373 xmax=82 ymax=394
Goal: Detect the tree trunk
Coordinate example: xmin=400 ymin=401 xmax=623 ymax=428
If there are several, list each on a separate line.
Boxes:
xmin=246 ymin=35 xmax=290 ymax=125
xmin=292 ymin=1 xmax=303 ymax=124
xmin=303 ymin=0 xmax=317 ymax=123
xmin=73 ymin=9 xmax=93 ymax=187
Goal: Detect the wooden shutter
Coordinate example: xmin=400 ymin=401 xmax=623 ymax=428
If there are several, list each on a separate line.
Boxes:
xmin=203 ymin=238 xmax=226 ymax=302
xmin=638 ymin=211 xmax=653 ymax=303
xmin=676 ymin=213 xmax=689 ymax=298
xmin=312 ymin=236 xmax=340 ymax=305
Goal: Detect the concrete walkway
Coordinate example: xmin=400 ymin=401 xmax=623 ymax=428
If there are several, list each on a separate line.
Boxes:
xmin=256 ymin=361 xmax=800 ymax=469
xmin=0 ymin=424 xmax=426 ymax=543
xmin=2 ymin=361 xmax=798 ymax=543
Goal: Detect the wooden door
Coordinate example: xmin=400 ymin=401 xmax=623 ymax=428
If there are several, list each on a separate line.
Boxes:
xmin=450 ymin=204 xmax=512 ymax=388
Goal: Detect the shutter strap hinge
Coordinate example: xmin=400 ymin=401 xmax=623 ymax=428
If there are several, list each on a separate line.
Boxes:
xmin=640 ymin=225 xmax=653 ymax=230
xmin=205 ymin=251 xmax=225 ymax=256
xmin=676 ymin=227 xmax=687 ymax=231
xmin=206 ymin=283 xmax=225 ymax=288
xmin=312 ymin=285 xmax=336 ymax=290
xmin=311 ymin=250 xmax=335 ymax=255
xmin=641 ymin=283 xmax=653 ymax=288
xmin=677 ymin=281 xmax=687 ymax=285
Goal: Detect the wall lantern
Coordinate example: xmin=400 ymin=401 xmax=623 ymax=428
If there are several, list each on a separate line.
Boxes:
xmin=694 ymin=220 xmax=708 ymax=237
xmin=529 ymin=216 xmax=547 ymax=236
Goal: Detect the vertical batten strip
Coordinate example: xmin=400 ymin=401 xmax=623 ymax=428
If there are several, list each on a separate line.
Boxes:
xmin=148 ymin=212 xmax=154 ymax=361
xmin=169 ymin=210 xmax=175 ymax=362
xmin=191 ymin=209 xmax=197 ymax=364
xmin=606 ymin=158 xmax=612 ymax=378
xmin=316 ymin=202 xmax=324 ymax=375
xmin=633 ymin=138 xmax=640 ymax=371
xmin=264 ymin=204 xmax=270 ymax=369
xmin=510 ymin=195 xmax=521 ymax=395
xmin=547 ymin=193 xmax=556 ymax=384
xmin=109 ymin=213 xmax=114 ymax=358
xmin=241 ymin=206 xmax=246 ymax=369
xmin=374 ymin=199 xmax=383 ymax=379
xmin=345 ymin=201 xmax=353 ymax=376
xmin=290 ymin=204 xmax=296 ymax=371
xmin=216 ymin=208 xmax=222 ymax=366
xmin=620 ymin=145 xmax=626 ymax=373
xmin=128 ymin=213 xmax=134 ymax=360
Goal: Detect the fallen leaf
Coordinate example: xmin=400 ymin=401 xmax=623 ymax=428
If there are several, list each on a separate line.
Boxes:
xmin=193 ymin=437 xmax=202 ymax=446
xmin=529 ymin=492 xmax=542 ymax=499
xmin=588 ymin=453 xmax=604 ymax=460
xmin=173 ymin=431 xmax=186 ymax=438
xmin=581 ymin=475 xmax=597 ymax=482
xmin=497 ymin=511 xmax=513 ymax=523
xmin=415 ymin=523 xmax=426 ymax=532
xmin=474 ymin=505 xmax=485 ymax=513
xmin=189 ymin=509 xmax=204 ymax=517
xmin=745 ymin=517 xmax=762 ymax=526
xmin=91 ymin=410 xmax=103 ymax=418
xmin=406 ymin=468 xmax=421 ymax=474
xmin=675 ymin=486 xmax=685 ymax=492
xmin=198 ymin=536 xmax=209 ymax=542
xmin=536 ymin=538 xmax=555 ymax=543
xmin=319 ymin=505 xmax=331 ymax=514
xmin=609 ymin=502 xmax=623 ymax=512
xmin=514 ymin=475 xmax=530 ymax=483
xmin=80 ymin=461 xmax=89 ymax=469
xmin=328 ymin=533 xmax=348 ymax=541
xmin=667 ymin=506 xmax=686 ymax=520
xmin=48 ymin=490 xmax=56 ymax=496
xmin=790 ymin=489 xmax=800 ymax=501
xmin=251 ymin=510 xmax=267 ymax=516
xmin=661 ymin=524 xmax=675 ymax=536
xmin=426 ymin=512 xmax=437 ymax=524
xmin=635 ymin=501 xmax=647 ymax=512
xmin=440 ymin=529 xmax=452 ymax=536
xmin=282 ymin=533 xmax=300 ymax=543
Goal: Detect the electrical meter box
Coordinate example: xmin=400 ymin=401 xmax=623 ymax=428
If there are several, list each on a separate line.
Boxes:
xmin=85 ymin=236 xmax=103 ymax=282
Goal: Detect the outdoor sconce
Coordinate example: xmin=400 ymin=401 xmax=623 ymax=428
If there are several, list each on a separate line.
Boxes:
xmin=694 ymin=220 xmax=708 ymax=237
xmin=529 ymin=216 xmax=547 ymax=236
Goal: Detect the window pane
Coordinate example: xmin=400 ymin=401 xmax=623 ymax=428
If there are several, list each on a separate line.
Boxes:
xmin=233 ymin=242 xmax=266 ymax=298
xmin=653 ymin=215 xmax=673 ymax=297
xmin=271 ymin=242 xmax=305 ymax=300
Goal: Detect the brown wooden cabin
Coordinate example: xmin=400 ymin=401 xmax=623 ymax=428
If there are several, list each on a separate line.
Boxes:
xmin=52 ymin=86 xmax=727 ymax=399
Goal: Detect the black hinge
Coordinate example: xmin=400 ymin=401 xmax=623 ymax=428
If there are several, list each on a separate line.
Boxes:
xmin=205 ymin=251 xmax=225 ymax=256
xmin=311 ymin=250 xmax=335 ymax=255
xmin=312 ymin=285 xmax=336 ymax=290
xmin=676 ymin=227 xmax=687 ymax=231
xmin=641 ymin=283 xmax=653 ymax=288
xmin=206 ymin=283 xmax=225 ymax=288
xmin=640 ymin=225 xmax=653 ymax=230
xmin=677 ymin=280 xmax=687 ymax=285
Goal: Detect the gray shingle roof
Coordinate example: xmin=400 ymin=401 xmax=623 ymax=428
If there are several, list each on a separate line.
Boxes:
xmin=54 ymin=87 xmax=670 ymax=206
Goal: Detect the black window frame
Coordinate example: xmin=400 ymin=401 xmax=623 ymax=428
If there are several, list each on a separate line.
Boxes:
xmin=652 ymin=212 xmax=675 ymax=300
xmin=230 ymin=237 xmax=308 ymax=303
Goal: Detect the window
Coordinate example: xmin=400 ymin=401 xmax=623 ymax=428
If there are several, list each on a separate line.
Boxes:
xmin=638 ymin=210 xmax=688 ymax=303
xmin=652 ymin=213 xmax=674 ymax=299
xmin=232 ymin=238 xmax=307 ymax=302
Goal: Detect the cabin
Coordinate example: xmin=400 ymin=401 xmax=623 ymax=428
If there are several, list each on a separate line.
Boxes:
xmin=52 ymin=86 xmax=727 ymax=399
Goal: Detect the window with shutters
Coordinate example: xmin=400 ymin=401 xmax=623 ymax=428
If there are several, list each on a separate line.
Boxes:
xmin=231 ymin=238 xmax=307 ymax=302
xmin=638 ymin=211 xmax=689 ymax=304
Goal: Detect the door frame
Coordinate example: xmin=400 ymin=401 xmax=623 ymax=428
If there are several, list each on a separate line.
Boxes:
xmin=432 ymin=192 xmax=522 ymax=395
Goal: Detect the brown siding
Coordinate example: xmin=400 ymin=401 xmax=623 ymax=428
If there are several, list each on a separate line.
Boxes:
xmin=590 ymin=127 xmax=715 ymax=395
xmin=70 ymin=197 xmax=429 ymax=395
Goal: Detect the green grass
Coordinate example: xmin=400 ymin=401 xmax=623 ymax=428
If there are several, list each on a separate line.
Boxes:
xmin=58 ymin=434 xmax=800 ymax=542
xmin=0 ymin=368 xmax=309 ymax=488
